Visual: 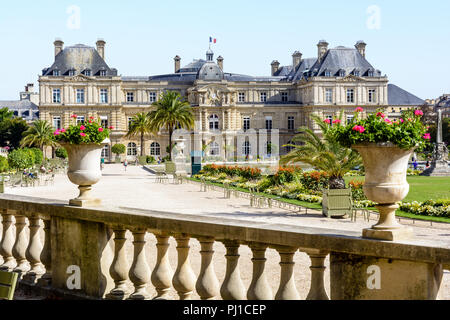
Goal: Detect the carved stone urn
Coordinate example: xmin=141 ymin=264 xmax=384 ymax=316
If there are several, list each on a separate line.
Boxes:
xmin=352 ymin=143 xmax=414 ymax=241
xmin=62 ymin=139 xmax=110 ymax=207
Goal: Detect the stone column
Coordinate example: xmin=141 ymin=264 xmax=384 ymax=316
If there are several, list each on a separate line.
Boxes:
xmin=128 ymin=229 xmax=151 ymax=300
xmin=196 ymin=237 xmax=219 ymax=300
xmin=37 ymin=219 xmax=52 ymax=286
xmin=305 ymin=250 xmax=329 ymax=300
xmin=106 ymin=228 xmax=131 ymax=300
xmin=220 ymin=240 xmax=246 ymax=300
xmin=275 ymin=246 xmax=300 ymax=300
xmin=172 ymin=235 xmax=196 ymax=300
xmin=0 ymin=212 xmax=16 ymax=271
xmin=151 ymin=233 xmax=173 ymax=299
xmin=23 ymin=215 xmax=45 ymax=284
xmin=247 ymin=243 xmax=273 ymax=300
xmin=12 ymin=213 xmax=30 ymax=276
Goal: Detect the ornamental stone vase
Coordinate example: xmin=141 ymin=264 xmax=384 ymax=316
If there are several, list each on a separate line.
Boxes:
xmin=62 ymin=138 xmax=110 ymax=207
xmin=352 ymin=143 xmax=414 ymax=241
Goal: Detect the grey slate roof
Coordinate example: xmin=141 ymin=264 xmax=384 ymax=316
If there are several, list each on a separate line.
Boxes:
xmin=388 ymin=84 xmax=425 ymax=106
xmin=43 ymin=44 xmax=117 ymax=76
xmin=0 ymin=100 xmax=39 ymax=121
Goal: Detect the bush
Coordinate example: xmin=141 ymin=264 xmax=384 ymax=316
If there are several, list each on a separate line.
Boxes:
xmin=348 ymin=180 xmax=367 ymax=201
xmin=299 ymin=171 xmax=330 ymax=192
xmin=111 ymin=144 xmax=126 ymax=155
xmin=0 ymin=156 xmax=9 ymax=172
xmin=30 ymin=148 xmax=43 ymax=164
xmin=55 ymin=147 xmax=68 ymax=159
xmin=146 ymin=155 xmax=155 ymax=164
xmin=8 ymin=149 xmax=35 ymax=170
xmin=272 ymin=167 xmax=303 ymax=185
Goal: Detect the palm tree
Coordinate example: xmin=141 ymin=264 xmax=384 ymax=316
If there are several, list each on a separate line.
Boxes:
xmin=21 ymin=120 xmax=57 ymax=155
xmin=149 ymin=91 xmax=194 ymax=161
xmin=0 ymin=108 xmax=14 ymax=122
xmin=281 ymin=113 xmax=362 ymax=189
xmin=125 ymin=112 xmax=154 ymax=157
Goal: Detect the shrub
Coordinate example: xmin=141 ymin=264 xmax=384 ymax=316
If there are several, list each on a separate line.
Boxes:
xmin=299 ymin=171 xmax=330 ymax=192
xmin=0 ymin=156 xmax=9 ymax=172
xmin=111 ymin=144 xmax=126 ymax=155
xmin=348 ymin=180 xmax=367 ymax=201
xmin=55 ymin=147 xmax=68 ymax=159
xmin=272 ymin=167 xmax=303 ymax=185
xmin=30 ymin=148 xmax=44 ymax=164
xmin=146 ymin=155 xmax=155 ymax=164
xmin=8 ymin=149 xmax=35 ymax=170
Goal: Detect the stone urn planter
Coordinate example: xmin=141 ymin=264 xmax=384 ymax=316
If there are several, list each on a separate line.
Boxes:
xmin=352 ymin=142 xmax=414 ymax=241
xmin=62 ymin=138 xmax=110 ymax=207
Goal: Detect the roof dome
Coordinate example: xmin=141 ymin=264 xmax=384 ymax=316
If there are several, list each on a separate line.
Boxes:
xmin=197 ymin=62 xmax=224 ymax=81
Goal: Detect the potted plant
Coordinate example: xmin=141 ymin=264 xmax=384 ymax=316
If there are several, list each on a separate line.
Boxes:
xmin=331 ymin=108 xmax=430 ymax=240
xmin=111 ymin=144 xmax=126 ymax=163
xmin=54 ymin=115 xmax=111 ymax=207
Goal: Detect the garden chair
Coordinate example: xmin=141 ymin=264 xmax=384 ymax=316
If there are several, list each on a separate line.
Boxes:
xmin=0 ymin=271 xmax=18 ymax=300
xmin=349 ymin=207 xmax=371 ymax=222
xmin=223 ymin=182 xmax=231 ymax=199
xmin=200 ymin=177 xmax=207 ymax=192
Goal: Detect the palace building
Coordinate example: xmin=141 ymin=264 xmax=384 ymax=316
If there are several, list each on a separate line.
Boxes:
xmin=38 ymin=39 xmax=424 ymax=161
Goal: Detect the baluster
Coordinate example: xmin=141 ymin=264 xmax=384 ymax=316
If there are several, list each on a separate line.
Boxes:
xmin=151 ymin=233 xmax=173 ymax=299
xmin=196 ymin=237 xmax=219 ymax=300
xmin=12 ymin=213 xmax=30 ymax=276
xmin=106 ymin=228 xmax=131 ymax=300
xmin=305 ymin=250 xmax=329 ymax=300
xmin=0 ymin=211 xmax=16 ymax=271
xmin=23 ymin=215 xmax=45 ymax=284
xmin=128 ymin=229 xmax=151 ymax=300
xmin=172 ymin=234 xmax=196 ymax=300
xmin=247 ymin=243 xmax=273 ymax=300
xmin=37 ymin=219 xmax=52 ymax=286
xmin=275 ymin=246 xmax=300 ymax=300
xmin=220 ymin=240 xmax=246 ymax=300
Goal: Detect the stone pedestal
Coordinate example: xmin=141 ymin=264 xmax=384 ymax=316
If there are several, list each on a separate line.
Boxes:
xmin=330 ymin=252 xmax=443 ymax=300
xmin=421 ymin=160 xmax=450 ymax=177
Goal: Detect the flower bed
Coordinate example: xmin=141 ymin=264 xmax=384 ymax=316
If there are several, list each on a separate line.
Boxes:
xmin=399 ymin=200 xmax=450 ymax=218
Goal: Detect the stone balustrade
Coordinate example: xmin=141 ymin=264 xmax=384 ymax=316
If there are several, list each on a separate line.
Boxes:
xmin=0 ymin=194 xmax=449 ymax=300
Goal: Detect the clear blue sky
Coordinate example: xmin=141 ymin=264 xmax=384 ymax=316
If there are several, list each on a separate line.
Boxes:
xmin=0 ymin=0 xmax=449 ymax=100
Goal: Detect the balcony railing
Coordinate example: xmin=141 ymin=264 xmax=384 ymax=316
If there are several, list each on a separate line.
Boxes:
xmin=0 ymin=194 xmax=448 ymax=300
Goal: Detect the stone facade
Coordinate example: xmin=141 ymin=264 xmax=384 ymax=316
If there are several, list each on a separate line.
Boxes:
xmin=38 ymin=39 xmax=424 ymax=161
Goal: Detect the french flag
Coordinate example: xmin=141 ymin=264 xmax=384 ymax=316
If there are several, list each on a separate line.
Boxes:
xmin=209 ymin=37 xmax=217 ymax=44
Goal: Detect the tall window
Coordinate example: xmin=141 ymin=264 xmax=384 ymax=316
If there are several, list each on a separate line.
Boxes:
xmin=149 ymin=92 xmax=157 ymax=103
xmin=127 ymin=142 xmax=137 ymax=156
xmin=76 ymin=116 xmax=85 ymax=125
xmin=100 ymin=89 xmax=108 ymax=104
xmin=209 ymin=114 xmax=219 ymax=130
xmin=325 ymin=88 xmax=333 ymax=103
xmin=209 ymin=142 xmax=220 ymax=156
xmin=243 ymin=116 xmax=250 ymax=131
xmin=368 ymin=89 xmax=376 ymax=103
xmin=265 ymin=116 xmax=273 ymax=130
xmin=127 ymin=92 xmax=134 ymax=102
xmin=128 ymin=117 xmax=134 ymax=129
xmin=346 ymin=115 xmax=354 ymax=124
xmin=242 ymin=141 xmax=251 ymax=156
xmin=288 ymin=116 xmax=295 ymax=131
xmin=346 ymin=89 xmax=354 ymax=103
xmin=100 ymin=116 xmax=108 ymax=128
xmin=326 ymin=115 xmax=333 ymax=126
xmin=101 ymin=145 xmax=110 ymax=158
xmin=150 ymin=142 xmax=161 ymax=156
xmin=53 ymin=116 xmax=61 ymax=130
xmin=260 ymin=92 xmax=267 ymax=102
xmin=52 ymin=89 xmax=61 ymax=103
xmin=238 ymin=92 xmax=245 ymax=103
xmin=281 ymin=92 xmax=288 ymax=102
xmin=76 ymin=89 xmax=85 ymax=104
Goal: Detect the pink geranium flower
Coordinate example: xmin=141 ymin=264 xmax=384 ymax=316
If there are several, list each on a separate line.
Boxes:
xmin=324 ymin=119 xmax=331 ymax=124
xmin=108 ymin=126 xmax=114 ymax=130
xmin=414 ymin=110 xmax=424 ymax=117
xmin=71 ymin=114 xmax=77 ymax=119
xmin=400 ymin=118 xmax=404 ymax=123
xmin=377 ymin=112 xmax=386 ymax=118
xmin=80 ymin=132 xmax=86 ymax=137
xmin=54 ymin=130 xmax=60 ymax=136
xmin=332 ymin=119 xmax=341 ymax=124
xmin=98 ymin=127 xmax=104 ymax=132
xmin=423 ymin=133 xmax=431 ymax=140
xmin=384 ymin=118 xmax=392 ymax=125
xmin=89 ymin=116 xmax=94 ymax=120
xmin=80 ymin=125 xmax=86 ymax=131
xmin=352 ymin=125 xmax=365 ymax=133
xmin=355 ymin=107 xmax=364 ymax=113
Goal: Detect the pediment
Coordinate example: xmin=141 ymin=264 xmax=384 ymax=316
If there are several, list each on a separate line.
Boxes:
xmin=341 ymin=74 xmax=364 ymax=82
xmin=64 ymin=74 xmax=94 ymax=82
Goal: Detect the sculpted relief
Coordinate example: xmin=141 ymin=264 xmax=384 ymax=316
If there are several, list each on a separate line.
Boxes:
xmin=189 ymin=85 xmax=235 ymax=106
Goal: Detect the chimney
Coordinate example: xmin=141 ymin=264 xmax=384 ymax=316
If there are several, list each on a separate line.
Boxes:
xmin=25 ymin=83 xmax=34 ymax=93
xmin=217 ymin=56 xmax=224 ymax=70
xmin=292 ymin=51 xmax=302 ymax=70
xmin=355 ymin=40 xmax=367 ymax=58
xmin=54 ymin=38 xmax=64 ymax=56
xmin=317 ymin=40 xmax=329 ymax=63
xmin=271 ymin=60 xmax=280 ymax=76
xmin=96 ymin=39 xmax=106 ymax=60
xmin=174 ymin=55 xmax=181 ymax=73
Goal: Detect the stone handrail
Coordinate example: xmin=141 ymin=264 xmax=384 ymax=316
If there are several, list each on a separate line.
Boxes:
xmin=0 ymin=194 xmax=448 ymax=300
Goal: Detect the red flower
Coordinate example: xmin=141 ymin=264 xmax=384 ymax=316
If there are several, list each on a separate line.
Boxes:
xmin=377 ymin=112 xmax=386 ymax=118
xmin=323 ymin=119 xmax=331 ymax=124
xmin=108 ymin=126 xmax=114 ymax=130
xmin=71 ymin=114 xmax=77 ymax=119
xmin=355 ymin=107 xmax=364 ymax=113
xmin=80 ymin=132 xmax=86 ymax=137
xmin=352 ymin=125 xmax=366 ymax=133
xmin=332 ymin=119 xmax=341 ymax=124
xmin=98 ymin=127 xmax=104 ymax=132
xmin=80 ymin=125 xmax=86 ymax=131
xmin=414 ymin=110 xmax=424 ymax=117
xmin=423 ymin=133 xmax=431 ymax=140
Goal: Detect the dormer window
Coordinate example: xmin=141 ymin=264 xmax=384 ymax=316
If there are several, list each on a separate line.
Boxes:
xmin=99 ymin=70 xmax=106 ymax=77
xmin=339 ymin=70 xmax=346 ymax=77
xmin=368 ymin=70 xmax=374 ymax=77
xmin=53 ymin=70 xmax=60 ymax=76
xmin=84 ymin=69 xmax=91 ymax=76
xmin=354 ymin=70 xmax=360 ymax=77
xmin=324 ymin=70 xmax=331 ymax=77
xmin=68 ymin=69 xmax=76 ymax=76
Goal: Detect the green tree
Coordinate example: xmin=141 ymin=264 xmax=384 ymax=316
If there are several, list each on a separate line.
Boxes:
xmin=149 ymin=91 xmax=194 ymax=161
xmin=30 ymin=148 xmax=44 ymax=165
xmin=55 ymin=147 xmax=68 ymax=159
xmin=111 ymin=144 xmax=126 ymax=156
xmin=8 ymin=149 xmax=35 ymax=170
xmin=0 ymin=156 xmax=9 ymax=173
xmin=125 ymin=113 xmax=154 ymax=156
xmin=0 ymin=108 xmax=14 ymax=122
xmin=0 ymin=118 xmax=29 ymax=150
xmin=20 ymin=120 xmax=57 ymax=152
xmin=280 ymin=113 xmax=362 ymax=189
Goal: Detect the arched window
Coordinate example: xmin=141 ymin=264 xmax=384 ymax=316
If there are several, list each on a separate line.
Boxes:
xmin=209 ymin=114 xmax=219 ymax=130
xmin=127 ymin=142 xmax=137 ymax=156
xmin=209 ymin=142 xmax=220 ymax=156
xmin=150 ymin=142 xmax=161 ymax=156
xmin=242 ymin=141 xmax=251 ymax=156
